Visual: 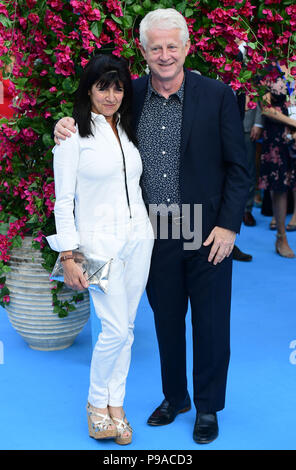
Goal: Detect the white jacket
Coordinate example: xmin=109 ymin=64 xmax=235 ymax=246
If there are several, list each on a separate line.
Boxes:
xmin=46 ymin=113 xmax=149 ymax=255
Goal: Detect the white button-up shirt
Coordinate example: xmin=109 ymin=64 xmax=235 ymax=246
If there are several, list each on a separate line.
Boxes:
xmin=46 ymin=113 xmax=149 ymax=253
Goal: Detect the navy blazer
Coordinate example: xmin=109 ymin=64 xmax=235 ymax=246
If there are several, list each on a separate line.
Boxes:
xmin=132 ymin=69 xmax=250 ymax=239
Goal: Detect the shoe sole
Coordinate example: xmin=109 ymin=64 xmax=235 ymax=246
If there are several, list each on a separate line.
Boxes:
xmin=193 ymin=432 xmax=218 ymax=445
xmin=115 ymin=436 xmax=132 ymax=445
xmin=147 ymin=405 xmax=191 ymax=426
xmin=89 ymin=431 xmax=117 ymax=439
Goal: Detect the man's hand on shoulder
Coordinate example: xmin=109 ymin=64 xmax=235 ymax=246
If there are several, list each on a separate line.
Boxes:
xmin=54 ymin=117 xmax=76 ymax=145
xmin=203 ymin=226 xmax=236 ymax=265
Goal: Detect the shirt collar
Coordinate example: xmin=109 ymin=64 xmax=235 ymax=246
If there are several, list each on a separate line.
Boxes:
xmin=147 ymin=75 xmax=185 ymax=103
xmin=91 ymin=111 xmax=121 ymax=125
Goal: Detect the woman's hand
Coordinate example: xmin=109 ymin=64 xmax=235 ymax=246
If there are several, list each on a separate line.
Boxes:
xmin=62 ymin=259 xmax=89 ymax=291
xmin=54 ymin=117 xmax=76 ymax=145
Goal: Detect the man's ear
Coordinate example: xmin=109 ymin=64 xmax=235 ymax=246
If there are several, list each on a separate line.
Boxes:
xmin=185 ymin=39 xmax=191 ymax=56
xmin=139 ymin=43 xmax=147 ymax=60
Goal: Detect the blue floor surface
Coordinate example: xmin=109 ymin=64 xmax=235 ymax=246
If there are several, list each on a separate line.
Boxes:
xmin=0 ymin=207 xmax=296 ymax=450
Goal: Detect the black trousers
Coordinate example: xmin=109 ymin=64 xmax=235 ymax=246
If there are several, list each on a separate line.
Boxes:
xmin=146 ymin=219 xmax=233 ymax=413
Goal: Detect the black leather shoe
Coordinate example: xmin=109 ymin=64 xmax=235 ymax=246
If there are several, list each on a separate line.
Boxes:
xmin=232 ymin=245 xmax=252 ymax=261
xmin=147 ymin=393 xmax=191 ymax=426
xmin=193 ymin=412 xmax=218 ymax=444
xmin=243 ymin=211 xmax=256 ymax=226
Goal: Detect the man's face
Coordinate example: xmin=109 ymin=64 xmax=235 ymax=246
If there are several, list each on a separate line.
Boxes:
xmin=140 ymin=28 xmax=190 ymax=83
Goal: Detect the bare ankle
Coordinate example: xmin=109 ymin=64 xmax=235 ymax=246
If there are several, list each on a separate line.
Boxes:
xmin=108 ymin=405 xmax=124 ymax=417
xmin=88 ymin=403 xmax=108 ymax=414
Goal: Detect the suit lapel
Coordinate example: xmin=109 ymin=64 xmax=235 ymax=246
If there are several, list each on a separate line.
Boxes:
xmin=181 ymin=70 xmax=202 ymax=157
xmin=133 ymin=71 xmax=202 ymax=154
xmin=132 ymin=76 xmax=148 ymax=131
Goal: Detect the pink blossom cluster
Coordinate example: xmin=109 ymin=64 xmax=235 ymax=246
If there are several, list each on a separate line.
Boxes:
xmin=286 ymin=5 xmax=296 ymax=30
xmin=0 ymin=0 xmax=295 ymax=282
xmin=18 ymin=128 xmax=39 ymax=147
xmin=12 ymin=173 xmax=54 ymax=221
xmin=70 ymin=0 xmax=101 ymax=21
xmin=45 ymin=10 xmax=66 ymax=33
xmin=54 ymin=44 xmax=75 ymax=76
xmin=262 ymin=8 xmax=284 ymax=22
xmin=0 ymin=234 xmax=12 ymax=263
xmin=105 ymin=0 xmax=123 ymax=17
xmin=76 ymin=17 xmax=99 ymax=55
xmin=105 ymin=19 xmax=128 ymax=56
xmin=7 ymin=216 xmax=27 ymax=240
xmin=47 ymin=0 xmax=64 ymax=11
xmin=33 ymin=230 xmax=46 ymax=248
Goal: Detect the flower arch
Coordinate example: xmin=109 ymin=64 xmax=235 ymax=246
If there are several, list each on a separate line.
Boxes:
xmin=0 ymin=0 xmax=295 ymax=312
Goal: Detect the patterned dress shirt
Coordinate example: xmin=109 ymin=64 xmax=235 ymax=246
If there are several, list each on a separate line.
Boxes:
xmin=136 ymin=76 xmax=184 ymax=215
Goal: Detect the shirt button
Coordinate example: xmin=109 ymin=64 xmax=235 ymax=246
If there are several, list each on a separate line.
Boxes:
xmin=161 ymin=126 xmax=166 ymax=130
xmin=162 ymin=151 xmax=166 ymax=155
xmin=163 ymin=173 xmax=167 ymax=178
xmin=167 ymin=198 xmax=171 ymax=203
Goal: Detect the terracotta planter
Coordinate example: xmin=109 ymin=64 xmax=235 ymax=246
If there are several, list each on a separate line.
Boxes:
xmin=5 ymin=236 xmax=90 ymax=351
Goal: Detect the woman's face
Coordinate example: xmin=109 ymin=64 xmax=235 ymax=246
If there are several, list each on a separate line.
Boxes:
xmin=88 ymin=80 xmax=124 ymax=122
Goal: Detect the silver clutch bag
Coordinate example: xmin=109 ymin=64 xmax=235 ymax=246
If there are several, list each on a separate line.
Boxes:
xmin=50 ymin=249 xmax=113 ymax=293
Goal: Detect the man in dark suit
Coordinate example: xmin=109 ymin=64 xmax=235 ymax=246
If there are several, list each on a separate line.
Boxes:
xmin=54 ymin=8 xmax=249 ymax=444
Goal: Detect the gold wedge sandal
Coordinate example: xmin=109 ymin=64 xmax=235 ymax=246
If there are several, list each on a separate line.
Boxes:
xmin=87 ymin=403 xmax=117 ymax=439
xmin=275 ymin=233 xmax=295 ymax=258
xmin=111 ymin=414 xmax=133 ymax=445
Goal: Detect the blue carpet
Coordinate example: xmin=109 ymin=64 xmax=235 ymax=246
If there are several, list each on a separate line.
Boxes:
xmin=0 ymin=207 xmax=296 ymax=450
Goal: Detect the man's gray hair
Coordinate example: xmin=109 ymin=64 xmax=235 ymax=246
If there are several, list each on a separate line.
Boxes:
xmin=139 ymin=8 xmax=190 ymax=50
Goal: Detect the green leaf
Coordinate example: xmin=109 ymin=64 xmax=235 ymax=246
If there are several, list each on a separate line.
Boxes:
xmin=90 ymin=22 xmax=102 ymax=39
xmin=11 ymin=236 xmax=23 ymax=248
xmin=61 ymin=102 xmax=74 ymax=115
xmin=0 ymin=285 xmax=10 ymax=295
xmin=42 ymin=133 xmax=54 ymax=147
xmin=1 ymin=266 xmax=11 ymax=273
xmin=240 ymin=70 xmax=253 ymax=81
xmin=176 ymin=1 xmax=187 ymax=13
xmin=185 ymin=8 xmax=194 ymax=17
xmin=143 ymin=0 xmax=152 ymax=8
xmin=111 ymin=13 xmax=123 ymax=24
xmin=62 ymin=77 xmax=75 ymax=93
xmin=122 ymin=15 xmax=133 ymax=29
xmin=0 ymin=14 xmax=12 ymax=28
xmin=132 ymin=5 xmax=145 ymax=15
xmin=67 ymin=304 xmax=76 ymax=312
xmin=27 ymin=214 xmax=39 ymax=225
xmin=122 ymin=46 xmax=135 ymax=58
xmin=0 ymin=118 xmax=9 ymax=126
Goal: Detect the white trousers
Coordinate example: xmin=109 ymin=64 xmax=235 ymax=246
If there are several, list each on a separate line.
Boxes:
xmin=87 ymin=220 xmax=154 ymax=408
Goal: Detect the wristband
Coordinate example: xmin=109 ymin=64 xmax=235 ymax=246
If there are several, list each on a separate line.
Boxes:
xmin=60 ymin=254 xmax=74 ymax=262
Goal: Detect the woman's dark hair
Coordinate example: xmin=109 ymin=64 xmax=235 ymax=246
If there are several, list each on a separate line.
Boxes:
xmin=73 ymin=54 xmax=137 ymax=146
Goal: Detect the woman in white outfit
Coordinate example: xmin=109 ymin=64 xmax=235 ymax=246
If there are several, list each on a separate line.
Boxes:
xmin=46 ymin=54 xmax=154 ymax=445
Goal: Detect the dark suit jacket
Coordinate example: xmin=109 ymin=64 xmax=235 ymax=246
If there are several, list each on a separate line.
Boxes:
xmin=132 ymin=69 xmax=250 ymax=239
